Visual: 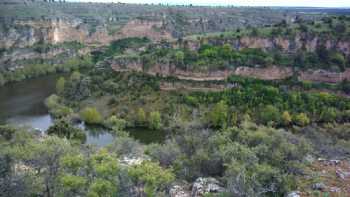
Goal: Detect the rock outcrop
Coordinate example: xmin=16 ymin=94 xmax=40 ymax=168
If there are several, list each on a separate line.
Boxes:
xmin=0 ymin=18 xmax=172 ymax=49
xmin=191 ymin=177 xmax=225 ymax=197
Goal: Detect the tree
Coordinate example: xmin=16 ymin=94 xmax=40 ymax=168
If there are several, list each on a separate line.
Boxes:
xmin=80 ymin=107 xmax=102 ymax=124
xmin=56 ymin=77 xmax=65 ymax=94
xmin=64 ymin=72 xmax=91 ymax=101
xmin=209 ymin=100 xmax=228 ymax=128
xmin=105 ymin=115 xmax=127 ymax=132
xmin=330 ymin=52 xmax=346 ymax=70
xmin=282 ymin=111 xmax=292 ymax=126
xmin=136 ymin=108 xmax=146 ymax=126
xmin=174 ymin=51 xmax=185 ymax=67
xmin=149 ymin=111 xmax=161 ymax=130
xmin=320 ymin=107 xmax=337 ymax=122
xmin=293 ymin=113 xmax=310 ymax=126
xmin=47 ymin=119 xmax=86 ymax=143
xmin=128 ymin=161 xmax=174 ymax=196
xmin=259 ymin=105 xmax=280 ymax=125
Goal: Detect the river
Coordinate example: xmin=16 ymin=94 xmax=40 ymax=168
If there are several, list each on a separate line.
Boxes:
xmin=0 ymin=74 xmax=164 ymax=146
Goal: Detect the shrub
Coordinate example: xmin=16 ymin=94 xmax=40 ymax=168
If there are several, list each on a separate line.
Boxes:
xmin=209 ymin=100 xmax=228 ymax=128
xmin=259 ymin=105 xmax=280 ymax=125
xmin=105 ymin=115 xmax=127 ymax=132
xmin=293 ymin=113 xmax=310 ymax=127
xmin=45 ymin=94 xmax=73 ymax=118
xmin=80 ymin=107 xmax=102 ymax=124
xmin=56 ymin=77 xmax=66 ymax=94
xmin=47 ymin=119 xmax=86 ymax=143
xmin=149 ymin=111 xmax=161 ymax=130
xmin=136 ymin=108 xmax=146 ymax=126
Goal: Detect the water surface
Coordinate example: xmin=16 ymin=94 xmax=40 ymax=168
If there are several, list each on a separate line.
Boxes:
xmin=0 ymin=74 xmax=164 ymax=146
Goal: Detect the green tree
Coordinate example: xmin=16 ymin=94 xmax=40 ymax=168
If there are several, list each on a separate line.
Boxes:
xmin=47 ymin=119 xmax=86 ymax=143
xmin=209 ymin=100 xmax=228 ymax=128
xmin=174 ymin=51 xmax=185 ymax=66
xmin=80 ymin=107 xmax=102 ymax=124
xmin=149 ymin=111 xmax=161 ymax=130
xmin=293 ymin=113 xmax=310 ymax=126
xmin=88 ymin=179 xmax=116 ymax=197
xmin=330 ymin=52 xmax=346 ymax=70
xmin=320 ymin=107 xmax=338 ymax=122
xmin=60 ymin=175 xmax=86 ymax=196
xmin=105 ymin=115 xmax=127 ymax=132
xmin=128 ymin=161 xmax=174 ymax=196
xmin=282 ymin=111 xmax=292 ymax=126
xmin=136 ymin=108 xmax=146 ymax=126
xmin=56 ymin=77 xmax=65 ymax=94
xmin=259 ymin=105 xmax=280 ymax=125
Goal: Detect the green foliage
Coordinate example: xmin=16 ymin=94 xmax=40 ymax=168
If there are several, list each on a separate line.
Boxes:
xmin=293 ymin=113 xmax=310 ymax=127
xmin=88 ymin=179 xmax=116 ymax=197
xmin=320 ymin=107 xmax=338 ymax=122
xmin=47 ymin=119 xmax=86 ymax=143
xmin=45 ymin=94 xmax=74 ymax=118
xmin=149 ymin=111 xmax=161 ymax=130
xmin=282 ymin=111 xmax=292 ymax=126
xmin=56 ymin=77 xmax=66 ymax=94
xmin=92 ymin=37 xmax=150 ymax=63
xmin=136 ymin=108 xmax=146 ymax=126
xmin=174 ymin=51 xmax=185 ymax=66
xmin=259 ymin=105 xmax=280 ymax=125
xmin=80 ymin=107 xmax=103 ymax=124
xmin=128 ymin=161 xmax=175 ymax=196
xmin=64 ymin=71 xmax=91 ymax=101
xmin=0 ymin=55 xmax=92 ymax=85
xmin=209 ymin=100 xmax=228 ymax=128
xmin=105 ymin=115 xmax=127 ymax=132
xmin=60 ymin=174 xmax=86 ymax=194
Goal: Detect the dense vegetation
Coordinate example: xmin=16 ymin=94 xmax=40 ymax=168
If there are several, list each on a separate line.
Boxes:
xmin=0 ymin=55 xmax=93 ymax=86
xmin=2 ymin=4 xmax=350 ymax=197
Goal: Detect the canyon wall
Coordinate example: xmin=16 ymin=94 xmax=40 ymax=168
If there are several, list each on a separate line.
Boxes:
xmin=0 ymin=18 xmax=172 ymax=49
xmin=110 ymin=55 xmax=350 ymax=83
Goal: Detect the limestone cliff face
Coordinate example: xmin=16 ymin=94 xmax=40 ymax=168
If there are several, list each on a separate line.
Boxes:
xmin=0 ymin=18 xmax=172 ymax=49
xmin=110 ymin=56 xmax=294 ymax=81
xmin=181 ymin=35 xmax=350 ymax=56
xmin=110 ymin=55 xmax=350 ymax=83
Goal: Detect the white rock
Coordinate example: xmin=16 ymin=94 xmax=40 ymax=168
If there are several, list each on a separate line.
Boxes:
xmin=286 ymin=191 xmax=300 ymax=197
xmin=191 ymin=177 xmax=224 ymax=197
xmin=170 ymin=185 xmax=190 ymax=197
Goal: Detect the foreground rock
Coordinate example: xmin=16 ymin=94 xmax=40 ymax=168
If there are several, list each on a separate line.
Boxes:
xmin=191 ymin=177 xmax=225 ymax=197
xmin=169 ymin=184 xmax=191 ymax=197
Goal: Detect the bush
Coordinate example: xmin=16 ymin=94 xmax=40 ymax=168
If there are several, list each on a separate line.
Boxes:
xmin=209 ymin=100 xmax=228 ymax=128
xmin=259 ymin=105 xmax=280 ymax=125
xmin=149 ymin=111 xmax=161 ymax=130
xmin=47 ymin=119 xmax=86 ymax=143
xmin=293 ymin=113 xmax=310 ymax=127
xmin=56 ymin=77 xmax=66 ymax=94
xmin=105 ymin=115 xmax=127 ymax=132
xmin=45 ymin=94 xmax=73 ymax=118
xmin=80 ymin=107 xmax=102 ymax=125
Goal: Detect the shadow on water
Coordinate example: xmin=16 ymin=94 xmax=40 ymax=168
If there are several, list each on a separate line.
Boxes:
xmin=127 ymin=127 xmax=166 ymax=144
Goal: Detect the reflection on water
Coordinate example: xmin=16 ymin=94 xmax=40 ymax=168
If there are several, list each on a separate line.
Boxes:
xmin=6 ymin=115 xmax=53 ymax=131
xmin=0 ymin=74 xmax=114 ymax=147
xmin=127 ymin=127 xmax=165 ymax=144
xmin=77 ymin=123 xmax=115 ymax=147
xmin=0 ymin=74 xmax=166 ymax=146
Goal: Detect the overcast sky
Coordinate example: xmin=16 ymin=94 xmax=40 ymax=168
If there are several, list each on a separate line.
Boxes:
xmin=69 ymin=0 xmax=350 ymax=7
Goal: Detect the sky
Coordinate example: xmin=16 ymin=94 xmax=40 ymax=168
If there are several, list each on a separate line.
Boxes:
xmin=68 ymin=0 xmax=350 ymax=8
